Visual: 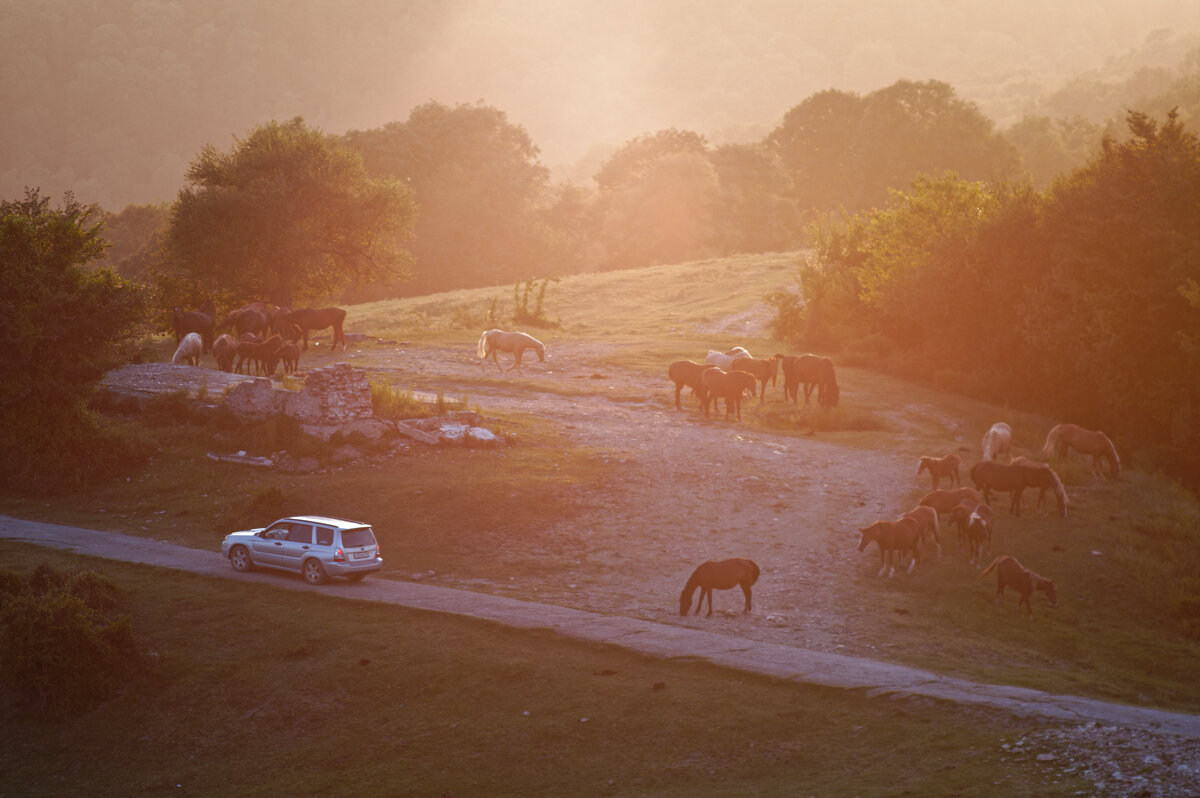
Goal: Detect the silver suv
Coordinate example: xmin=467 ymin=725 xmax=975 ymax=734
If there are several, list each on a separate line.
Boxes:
xmin=221 ymin=515 xmax=382 ymax=585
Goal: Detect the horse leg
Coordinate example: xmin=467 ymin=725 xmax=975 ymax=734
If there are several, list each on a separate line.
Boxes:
xmin=741 ymin=582 xmax=752 ymax=612
xmin=674 ymin=384 xmax=683 ymax=409
xmin=702 ymin=587 xmax=713 ymax=617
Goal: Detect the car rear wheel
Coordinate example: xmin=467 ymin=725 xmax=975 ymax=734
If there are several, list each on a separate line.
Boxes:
xmin=229 ymin=545 xmax=254 ymax=572
xmin=302 ymin=558 xmax=328 ymax=585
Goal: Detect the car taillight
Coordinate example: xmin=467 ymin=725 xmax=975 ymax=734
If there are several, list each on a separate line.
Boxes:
xmin=375 ymin=543 xmax=381 ymax=557
xmin=334 ymin=547 xmax=345 ymax=562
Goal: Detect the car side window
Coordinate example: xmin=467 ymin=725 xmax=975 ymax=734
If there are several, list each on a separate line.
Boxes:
xmin=265 ymin=525 xmax=289 ymax=540
xmin=285 ymin=524 xmax=313 ymax=544
xmin=315 ymin=527 xmax=334 ymax=547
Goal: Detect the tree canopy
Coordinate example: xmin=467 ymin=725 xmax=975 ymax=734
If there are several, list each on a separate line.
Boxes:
xmin=770 ymin=110 xmax=1200 ymax=484
xmin=0 ymin=189 xmax=145 ymax=493
xmin=166 ymin=118 xmax=415 ymax=307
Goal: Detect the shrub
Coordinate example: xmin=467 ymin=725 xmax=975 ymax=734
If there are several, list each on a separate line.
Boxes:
xmin=0 ymin=564 xmax=140 ymax=719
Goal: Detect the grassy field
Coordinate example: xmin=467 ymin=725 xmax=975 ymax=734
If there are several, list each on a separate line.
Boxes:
xmin=0 ymin=543 xmax=1090 ymax=797
xmin=2 ymin=251 xmax=1199 ymax=794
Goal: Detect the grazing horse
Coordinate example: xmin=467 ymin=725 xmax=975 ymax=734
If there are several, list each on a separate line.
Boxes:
xmin=901 ymin=505 xmax=942 ymax=556
xmin=274 ymin=341 xmax=300 ymax=376
xmin=970 ymin=460 xmax=1046 ymax=516
xmin=285 ymin=307 xmax=347 ymax=351
xmin=731 ymin=356 xmax=778 ymax=401
xmin=777 ymin=354 xmax=839 ymax=408
xmin=1041 ymin=423 xmax=1120 ymax=479
xmin=858 ymin=517 xmax=922 ymax=577
xmin=679 ymin=558 xmax=760 ymax=616
xmin=917 ymin=453 xmax=961 ymax=489
xmin=704 ymin=347 xmax=751 ymax=371
xmin=1011 ymin=457 xmax=1069 ymax=516
xmin=171 ymin=332 xmax=203 ymax=366
xmin=216 ymin=307 xmax=268 ymax=339
xmin=236 ymin=334 xmax=283 ymax=375
xmin=980 ymin=556 xmax=1058 ymax=620
xmin=982 ymin=422 xmax=1012 ymax=462
xmin=172 ymin=300 xmax=216 ymax=353
xmin=950 ymin=503 xmax=993 ymax=565
xmin=212 ymin=334 xmax=238 ymax=373
xmin=918 ymin=487 xmax=983 ymax=517
xmin=477 ymin=329 xmax=546 ymax=373
xmin=667 ymin=360 xmax=711 ymax=409
xmin=699 ymin=368 xmax=757 ymax=421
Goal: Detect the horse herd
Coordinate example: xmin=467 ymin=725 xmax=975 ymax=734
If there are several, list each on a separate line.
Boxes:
xmin=682 ymin=419 xmax=1120 ymax=622
xmin=169 ymin=300 xmax=348 ymax=377
xmin=668 ymin=347 xmax=840 ymax=421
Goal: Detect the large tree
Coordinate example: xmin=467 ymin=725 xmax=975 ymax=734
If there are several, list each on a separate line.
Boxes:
xmin=166 ymin=117 xmax=414 ymax=307
xmin=0 ymin=189 xmax=145 ymax=493
xmin=343 ymin=101 xmax=552 ymax=296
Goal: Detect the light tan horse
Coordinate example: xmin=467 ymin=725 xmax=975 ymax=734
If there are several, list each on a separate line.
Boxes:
xmin=679 ymin=558 xmax=760 ymax=616
xmin=916 ymin=453 xmax=961 ymax=489
xmin=918 ymin=487 xmax=983 ymax=517
xmin=731 ymin=356 xmax=778 ymax=401
xmin=477 ymin=329 xmax=546 ymax=373
xmin=1041 ymin=423 xmax=1120 ymax=479
xmin=704 ymin=347 xmax=751 ymax=371
xmin=982 ymin=422 xmax=1012 ymax=462
xmin=700 ymin=368 xmax=757 ymax=421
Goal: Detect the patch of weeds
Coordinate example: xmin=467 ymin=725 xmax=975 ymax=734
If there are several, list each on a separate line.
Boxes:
xmin=247 ymin=485 xmax=286 ymax=519
xmin=757 ymin=403 xmax=888 ymax=434
xmin=142 ymin=391 xmax=194 ymax=426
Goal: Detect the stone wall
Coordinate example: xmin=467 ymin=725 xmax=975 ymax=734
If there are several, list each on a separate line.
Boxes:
xmin=223 ymin=362 xmax=373 ymax=424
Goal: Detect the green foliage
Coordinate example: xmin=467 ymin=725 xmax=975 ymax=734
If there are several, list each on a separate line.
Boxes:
xmin=343 ymin=102 xmax=552 ymax=297
xmin=768 ymin=80 xmax=1021 ymax=214
xmin=511 ymin=276 xmax=561 ymax=329
xmin=247 ymin=485 xmax=286 ymax=519
xmin=0 ymin=564 xmax=139 ymax=719
xmin=770 ymin=110 xmax=1200 ymax=485
xmin=166 ymin=117 xmax=415 ymax=307
xmin=0 ymin=189 xmax=148 ymax=493
xmin=370 ymin=379 xmax=443 ymax=420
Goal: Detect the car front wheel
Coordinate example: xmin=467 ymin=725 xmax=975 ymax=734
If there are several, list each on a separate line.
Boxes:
xmin=229 ymin=545 xmax=254 ymax=573
xmin=302 ymin=559 xmax=328 ymax=585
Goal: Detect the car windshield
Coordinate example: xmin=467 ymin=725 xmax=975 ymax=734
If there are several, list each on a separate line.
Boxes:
xmin=341 ymin=527 xmax=376 ymax=548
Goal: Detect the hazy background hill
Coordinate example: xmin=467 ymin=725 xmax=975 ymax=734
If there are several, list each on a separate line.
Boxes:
xmin=3 ymin=0 xmax=1199 ymax=209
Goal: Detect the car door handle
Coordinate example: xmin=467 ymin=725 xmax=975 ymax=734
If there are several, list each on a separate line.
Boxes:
xmin=273 ymin=542 xmax=283 ymax=546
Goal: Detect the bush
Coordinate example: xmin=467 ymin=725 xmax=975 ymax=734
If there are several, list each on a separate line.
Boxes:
xmin=0 ymin=564 xmax=140 ymax=719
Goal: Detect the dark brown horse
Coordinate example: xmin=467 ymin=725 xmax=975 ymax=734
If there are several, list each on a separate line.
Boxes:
xmin=969 ymin=461 xmax=1048 ymax=516
xmin=216 ymin=307 xmax=268 ymax=339
xmin=1011 ymin=457 xmax=1069 ymax=516
xmin=858 ymin=517 xmax=922 ymax=577
xmin=235 ymin=334 xmax=283 ymax=375
xmin=667 ymin=360 xmax=711 ymax=409
xmin=980 ymin=555 xmax=1058 ymax=620
xmin=172 ymin=299 xmax=216 ymax=353
xmin=917 ymin=453 xmax=961 ymax=489
xmin=679 ymin=558 xmax=760 ymax=616
xmin=286 ymin=307 xmax=347 ymax=351
xmin=777 ymin=354 xmax=839 ymax=408
xmin=731 ymin=356 xmax=778 ymax=401
xmin=700 ymin=368 xmax=757 ymax=421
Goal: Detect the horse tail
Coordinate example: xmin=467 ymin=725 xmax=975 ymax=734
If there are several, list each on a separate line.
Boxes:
xmin=748 ymin=560 xmax=761 ymax=585
xmin=476 ymin=330 xmax=490 ymax=359
xmin=1041 ymin=425 xmax=1062 ymax=459
xmin=979 ymin=557 xmax=1003 ymax=579
xmin=1051 ymin=469 xmax=1068 ymax=514
xmin=983 ymin=431 xmax=994 ymax=462
xmin=1102 ymin=433 xmax=1120 ymax=478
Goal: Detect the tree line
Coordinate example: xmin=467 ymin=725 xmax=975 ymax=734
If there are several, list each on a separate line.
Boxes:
xmin=101 ymin=76 xmax=1173 ymax=309
xmin=767 ymin=111 xmax=1200 ymax=486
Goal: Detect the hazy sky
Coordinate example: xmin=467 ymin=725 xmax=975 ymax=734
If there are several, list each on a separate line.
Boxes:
xmin=3 ymin=0 xmax=1199 ymax=207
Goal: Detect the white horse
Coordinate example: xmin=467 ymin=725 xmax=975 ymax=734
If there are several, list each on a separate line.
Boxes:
xmin=982 ymin=422 xmax=1012 ymax=462
xmin=171 ymin=332 xmax=203 ymax=366
xmin=704 ymin=346 xmax=751 ymax=371
xmin=477 ymin=329 xmax=546 ymax=373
